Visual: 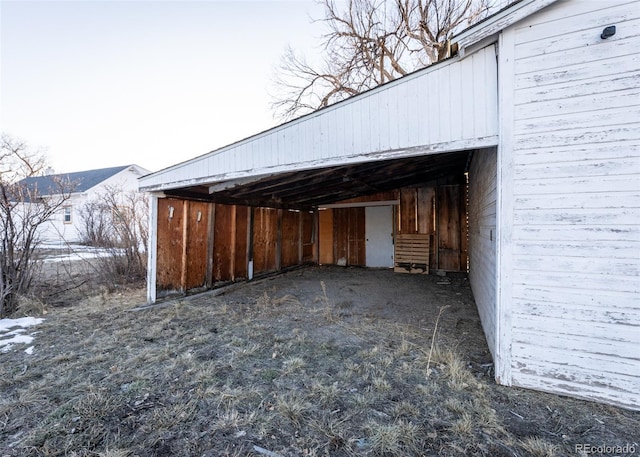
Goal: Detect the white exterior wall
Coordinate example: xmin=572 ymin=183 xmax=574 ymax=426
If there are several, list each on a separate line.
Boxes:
xmin=498 ymin=0 xmax=640 ymax=409
xmin=140 ymin=46 xmax=499 ymax=191
xmin=38 ymin=165 xmax=149 ymax=244
xmin=468 ymin=148 xmax=498 ymax=357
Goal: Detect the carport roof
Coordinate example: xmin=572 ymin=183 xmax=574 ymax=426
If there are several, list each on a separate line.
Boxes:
xmin=160 ymin=150 xmax=471 ymax=209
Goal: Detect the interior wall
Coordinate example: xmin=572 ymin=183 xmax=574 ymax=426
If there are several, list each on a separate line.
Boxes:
xmin=252 ymin=207 xmax=278 ymax=275
xmin=156 ymin=198 xmax=187 ymax=291
xmin=333 ymin=207 xmax=366 ymax=266
xmin=398 ymin=182 xmax=467 ymax=272
xmin=468 ymin=148 xmax=498 ymax=357
xmin=155 ymin=200 xmax=317 ymax=295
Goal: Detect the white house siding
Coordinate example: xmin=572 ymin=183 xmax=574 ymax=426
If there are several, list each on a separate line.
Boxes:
xmin=39 ymin=165 xmax=149 ymax=244
xmin=468 ymin=148 xmax=498 ymax=357
xmin=139 ymin=46 xmax=499 ymax=192
xmin=502 ymin=0 xmax=640 ymax=409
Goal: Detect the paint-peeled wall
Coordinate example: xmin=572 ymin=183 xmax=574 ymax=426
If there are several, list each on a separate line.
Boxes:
xmin=500 ymin=0 xmax=640 ymax=409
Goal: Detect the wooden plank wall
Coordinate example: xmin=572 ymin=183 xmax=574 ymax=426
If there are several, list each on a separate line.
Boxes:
xmin=155 ymin=200 xmax=317 ymax=294
xmin=212 ymin=203 xmax=236 ymax=282
xmin=398 ymin=184 xmax=466 ymax=272
xmin=333 ymin=208 xmax=366 ymax=266
xmin=301 ymin=211 xmax=315 ymax=262
xmin=281 ymin=210 xmax=302 ymax=268
xmin=318 ymin=210 xmax=334 ymax=264
xmin=156 ymin=198 xmax=186 ymax=290
xmin=437 ymin=185 xmax=463 ymax=271
xmin=185 ymin=201 xmax=210 ymax=289
xmin=253 ymin=207 xmax=278 ymax=274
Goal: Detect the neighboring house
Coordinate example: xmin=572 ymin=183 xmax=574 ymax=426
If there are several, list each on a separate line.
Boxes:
xmin=139 ymin=0 xmax=639 ymax=410
xmin=19 ymin=164 xmax=150 ymax=244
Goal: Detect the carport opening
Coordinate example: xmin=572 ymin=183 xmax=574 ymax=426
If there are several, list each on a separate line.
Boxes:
xmin=153 ymin=147 xmax=496 ymax=302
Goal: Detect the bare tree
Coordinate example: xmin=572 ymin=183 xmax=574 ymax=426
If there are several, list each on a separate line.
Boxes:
xmin=0 ymin=135 xmax=72 ymax=317
xmin=77 ymin=184 xmax=148 ymax=287
xmin=272 ymin=0 xmax=493 ymax=120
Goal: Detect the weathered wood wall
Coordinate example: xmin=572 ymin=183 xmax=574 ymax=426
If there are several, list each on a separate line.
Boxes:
xmin=333 ymin=208 xmax=366 ymax=266
xmin=499 ymin=0 xmax=640 ymax=409
xmin=155 ymin=201 xmax=317 ymax=294
xmin=398 ymin=183 xmax=466 ymax=272
xmin=316 ymin=185 xmax=467 ymax=271
xmin=184 ymin=201 xmax=210 ymax=289
xmin=156 ymin=198 xmax=186 ymax=291
xmin=318 ymin=210 xmax=334 ymax=265
xmin=282 ymin=210 xmax=302 ymax=268
xmin=468 ymin=148 xmax=497 ymax=357
xmin=253 ymin=207 xmax=278 ymax=274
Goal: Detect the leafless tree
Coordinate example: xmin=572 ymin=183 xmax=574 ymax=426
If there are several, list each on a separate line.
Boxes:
xmin=77 ymin=185 xmax=148 ymax=287
xmin=272 ymin=0 xmax=493 ymax=120
xmin=0 ymin=134 xmax=72 ymax=317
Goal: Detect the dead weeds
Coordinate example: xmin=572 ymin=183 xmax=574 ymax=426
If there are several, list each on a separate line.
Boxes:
xmin=1 ymin=266 xmax=638 ymax=456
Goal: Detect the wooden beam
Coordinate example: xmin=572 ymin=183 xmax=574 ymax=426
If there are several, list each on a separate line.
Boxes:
xmin=319 ymin=200 xmax=400 ymax=209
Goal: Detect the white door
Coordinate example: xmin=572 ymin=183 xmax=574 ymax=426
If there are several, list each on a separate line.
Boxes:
xmin=365 ymin=206 xmax=394 ymax=268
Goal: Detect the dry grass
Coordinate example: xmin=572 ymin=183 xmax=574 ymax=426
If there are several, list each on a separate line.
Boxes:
xmin=1 ymin=267 xmax=638 ymax=456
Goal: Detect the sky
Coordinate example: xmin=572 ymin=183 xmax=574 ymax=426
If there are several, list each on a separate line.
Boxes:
xmin=0 ymin=0 xmax=325 ymax=174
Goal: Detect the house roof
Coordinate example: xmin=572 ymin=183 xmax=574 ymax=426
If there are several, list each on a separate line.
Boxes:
xmin=19 ymin=165 xmax=131 ymax=197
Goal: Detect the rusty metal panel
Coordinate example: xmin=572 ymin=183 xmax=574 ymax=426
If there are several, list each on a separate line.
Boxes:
xmin=156 ymin=198 xmax=184 ymax=291
xmin=253 ymin=207 xmax=278 ymax=274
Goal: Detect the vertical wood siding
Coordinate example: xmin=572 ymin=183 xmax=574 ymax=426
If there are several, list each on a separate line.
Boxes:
xmin=505 ymin=0 xmax=640 ymax=409
xmin=253 ymin=207 xmax=278 ymax=274
xmin=398 ymin=185 xmax=466 ymax=271
xmin=468 ymin=148 xmax=498 ymax=357
xmin=333 ymin=208 xmax=366 ymax=266
xmin=281 ymin=210 xmax=302 ymax=268
xmin=156 ymin=198 xmax=186 ymax=291
xmin=140 ymin=46 xmax=498 ymax=192
xmin=184 ymin=201 xmax=210 ymax=289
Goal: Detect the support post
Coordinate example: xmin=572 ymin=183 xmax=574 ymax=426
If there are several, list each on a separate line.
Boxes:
xmin=146 ymin=194 xmax=159 ymax=304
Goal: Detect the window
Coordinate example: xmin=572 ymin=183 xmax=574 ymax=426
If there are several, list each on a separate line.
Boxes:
xmin=63 ymin=206 xmax=72 ymax=224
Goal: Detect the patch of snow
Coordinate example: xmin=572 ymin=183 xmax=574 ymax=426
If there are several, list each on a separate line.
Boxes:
xmin=43 ymin=249 xmax=117 ymax=263
xmin=0 ymin=317 xmax=45 ymax=353
xmin=25 ymin=346 xmax=35 ymax=355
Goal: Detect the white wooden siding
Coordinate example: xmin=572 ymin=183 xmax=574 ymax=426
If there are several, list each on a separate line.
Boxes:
xmin=139 ymin=46 xmax=499 ymax=191
xmin=468 ymin=148 xmax=498 ymax=357
xmin=503 ymin=0 xmax=640 ymax=410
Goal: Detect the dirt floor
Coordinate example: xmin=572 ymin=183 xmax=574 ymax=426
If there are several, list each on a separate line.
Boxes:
xmin=1 ymin=265 xmax=638 ymax=456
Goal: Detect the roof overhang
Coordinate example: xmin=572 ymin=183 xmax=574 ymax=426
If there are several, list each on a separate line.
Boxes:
xmin=160 ymin=149 xmax=475 ymax=210
xmin=453 ymin=0 xmax=560 ymax=56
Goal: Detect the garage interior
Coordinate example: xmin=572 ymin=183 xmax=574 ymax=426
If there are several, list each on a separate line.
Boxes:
xmin=152 ymin=147 xmax=496 ymax=299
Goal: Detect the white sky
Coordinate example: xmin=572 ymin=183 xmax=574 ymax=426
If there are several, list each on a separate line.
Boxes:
xmin=0 ymin=0 xmax=325 ymax=174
